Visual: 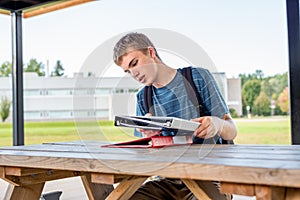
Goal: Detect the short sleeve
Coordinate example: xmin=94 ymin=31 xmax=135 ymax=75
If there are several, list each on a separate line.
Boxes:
xmin=136 ymin=88 xmax=147 ymax=116
xmin=191 ymin=67 xmax=229 ymax=119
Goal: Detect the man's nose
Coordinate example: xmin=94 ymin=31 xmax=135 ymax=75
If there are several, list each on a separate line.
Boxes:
xmin=131 ymin=69 xmax=140 ymax=78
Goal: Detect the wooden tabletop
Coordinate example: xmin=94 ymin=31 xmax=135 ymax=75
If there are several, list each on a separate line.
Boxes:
xmin=1 ymin=141 xmax=300 ymax=189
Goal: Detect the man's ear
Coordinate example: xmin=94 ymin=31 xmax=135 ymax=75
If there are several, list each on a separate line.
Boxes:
xmin=148 ymin=47 xmax=156 ymax=59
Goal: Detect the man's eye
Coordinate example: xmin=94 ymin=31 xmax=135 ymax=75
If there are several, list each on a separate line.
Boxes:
xmin=125 ymin=70 xmax=131 ymax=74
xmin=132 ymin=60 xmax=138 ymax=67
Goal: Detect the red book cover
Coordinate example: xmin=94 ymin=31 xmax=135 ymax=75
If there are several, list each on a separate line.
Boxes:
xmin=102 ymin=135 xmax=192 ymax=148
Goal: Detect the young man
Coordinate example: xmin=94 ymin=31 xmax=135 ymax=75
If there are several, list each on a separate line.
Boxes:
xmin=113 ymin=32 xmax=237 ymax=200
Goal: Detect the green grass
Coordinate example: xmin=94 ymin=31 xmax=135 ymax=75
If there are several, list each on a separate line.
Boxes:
xmin=0 ymin=120 xmax=135 ymax=146
xmin=0 ymin=116 xmax=291 ymax=146
xmin=235 ymin=117 xmax=291 ymax=144
xmin=234 ymin=117 xmax=291 ymax=144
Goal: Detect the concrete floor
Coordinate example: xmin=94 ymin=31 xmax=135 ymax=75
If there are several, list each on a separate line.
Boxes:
xmin=0 ymin=177 xmax=255 ymax=200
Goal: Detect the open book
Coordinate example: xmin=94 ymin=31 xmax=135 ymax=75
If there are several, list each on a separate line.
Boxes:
xmin=114 ymin=115 xmax=200 ymax=136
xmin=102 ymin=115 xmax=200 ymax=148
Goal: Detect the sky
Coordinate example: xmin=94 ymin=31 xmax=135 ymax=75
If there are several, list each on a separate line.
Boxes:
xmin=0 ymin=0 xmax=288 ymax=78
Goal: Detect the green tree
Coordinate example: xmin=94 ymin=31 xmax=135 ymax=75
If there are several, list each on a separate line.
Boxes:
xmin=241 ymin=97 xmax=247 ymax=116
xmin=242 ymin=79 xmax=261 ymax=111
xmin=239 ymin=73 xmax=255 ymax=86
xmin=229 ymin=108 xmax=238 ymax=118
xmin=0 ymin=96 xmax=11 ymax=122
xmin=261 ymin=78 xmax=277 ymax=99
xmin=277 ymin=87 xmax=289 ymax=113
xmin=0 ymin=61 xmax=12 ymax=77
xmin=239 ymin=70 xmax=288 ymax=116
xmin=272 ymin=72 xmax=288 ymax=95
xmin=239 ymin=69 xmax=264 ymax=85
xmin=254 ymin=69 xmax=264 ymax=80
xmin=253 ymin=92 xmax=271 ymax=116
xmin=24 ymin=58 xmax=45 ymax=76
xmin=51 ymin=60 xmax=65 ymax=77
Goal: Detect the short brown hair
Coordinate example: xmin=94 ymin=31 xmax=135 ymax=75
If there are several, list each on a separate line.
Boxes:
xmin=113 ymin=32 xmax=160 ymax=65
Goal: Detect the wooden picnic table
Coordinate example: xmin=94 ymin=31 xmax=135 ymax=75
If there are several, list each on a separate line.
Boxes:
xmin=0 ymin=141 xmax=300 ymax=200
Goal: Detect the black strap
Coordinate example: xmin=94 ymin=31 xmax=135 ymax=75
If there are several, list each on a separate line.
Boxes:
xmin=144 ymin=85 xmax=155 ymax=115
xmin=182 ymin=67 xmax=205 ymax=117
xmin=181 ymin=67 xmax=233 ymax=144
xmin=144 ymin=67 xmax=202 ymax=115
xmin=143 ymin=67 xmax=233 ymax=144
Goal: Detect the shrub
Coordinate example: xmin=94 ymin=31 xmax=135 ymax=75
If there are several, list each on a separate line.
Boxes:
xmin=0 ymin=96 xmax=11 ymax=122
xmin=229 ymin=108 xmax=239 ymax=118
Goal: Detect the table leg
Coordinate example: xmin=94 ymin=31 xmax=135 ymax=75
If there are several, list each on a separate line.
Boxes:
xmin=105 ymin=176 xmax=147 ymax=200
xmin=4 ymin=182 xmax=45 ymax=200
xmin=81 ymin=174 xmax=114 ymax=200
xmin=181 ymin=179 xmax=211 ymax=200
xmin=183 ymin=179 xmax=232 ymax=200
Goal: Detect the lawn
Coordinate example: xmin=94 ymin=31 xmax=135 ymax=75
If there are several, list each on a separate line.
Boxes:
xmin=0 ymin=120 xmax=137 ymax=146
xmin=0 ymin=116 xmax=291 ymax=146
xmin=234 ymin=117 xmax=291 ymax=144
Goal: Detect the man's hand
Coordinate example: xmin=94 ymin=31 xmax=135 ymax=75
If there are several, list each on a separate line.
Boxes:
xmin=191 ymin=114 xmax=237 ymax=141
xmin=136 ymin=113 xmax=161 ymax=137
xmin=191 ymin=116 xmax=222 ymax=139
xmin=139 ymin=129 xmax=162 ymax=137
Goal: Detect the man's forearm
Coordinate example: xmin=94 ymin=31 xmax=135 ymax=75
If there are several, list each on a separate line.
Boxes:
xmin=218 ymin=114 xmax=237 ymax=140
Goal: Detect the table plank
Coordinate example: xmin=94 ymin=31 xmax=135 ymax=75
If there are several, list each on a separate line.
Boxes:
xmin=220 ymin=182 xmax=255 ymax=196
xmin=5 ymin=142 xmax=300 ymax=153
xmin=5 ymin=167 xmax=50 ymax=176
xmin=3 ymin=143 xmax=300 ymax=162
xmin=1 ymin=143 xmax=300 ymax=188
xmin=45 ymin=141 xmax=300 ymax=150
xmin=91 ymin=173 xmax=130 ymax=184
xmin=2 ymin=143 xmax=300 ymax=162
xmin=1 ymin=146 xmax=300 ymax=170
xmin=255 ymin=185 xmax=285 ymax=200
xmin=286 ymin=188 xmax=300 ymax=200
xmin=4 ymin=170 xmax=83 ymax=186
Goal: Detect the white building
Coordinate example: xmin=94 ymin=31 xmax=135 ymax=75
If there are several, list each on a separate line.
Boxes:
xmin=0 ymin=72 xmax=242 ymax=122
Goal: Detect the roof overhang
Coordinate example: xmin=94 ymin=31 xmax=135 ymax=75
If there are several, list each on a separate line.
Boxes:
xmin=0 ymin=0 xmax=94 ymax=18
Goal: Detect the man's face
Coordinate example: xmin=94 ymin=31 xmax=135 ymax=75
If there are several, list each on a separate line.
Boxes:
xmin=119 ymin=48 xmax=158 ymax=86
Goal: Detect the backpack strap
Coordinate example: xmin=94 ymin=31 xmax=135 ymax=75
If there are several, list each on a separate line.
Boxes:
xmin=181 ymin=67 xmax=205 ymax=117
xmin=143 ymin=67 xmax=233 ymax=144
xmin=144 ymin=85 xmax=155 ymax=115
xmin=182 ymin=67 xmax=233 ymax=144
xmin=144 ymin=67 xmax=204 ymax=116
